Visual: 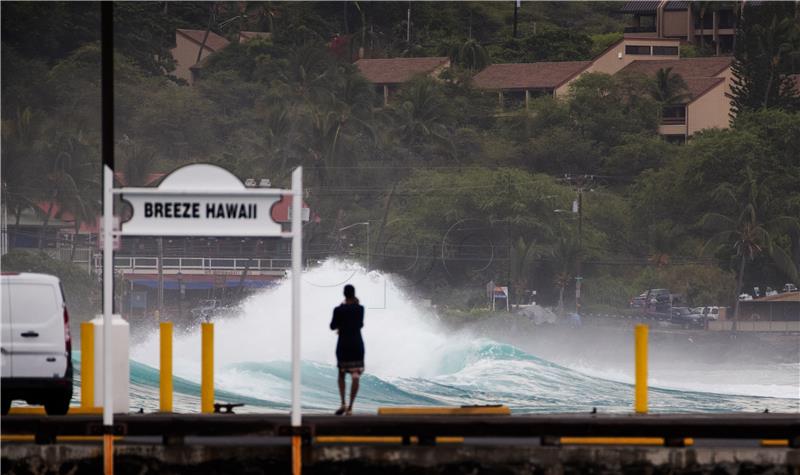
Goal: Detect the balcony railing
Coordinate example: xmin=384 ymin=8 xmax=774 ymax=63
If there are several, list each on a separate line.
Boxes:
xmin=661 ymin=117 xmax=686 ymax=125
xmin=624 ymin=26 xmax=657 ymax=34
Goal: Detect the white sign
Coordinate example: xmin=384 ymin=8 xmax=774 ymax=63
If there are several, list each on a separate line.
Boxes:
xmin=120 ymin=164 xmax=284 ymax=237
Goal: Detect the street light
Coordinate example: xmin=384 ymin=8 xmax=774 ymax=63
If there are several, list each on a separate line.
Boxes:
xmin=338 ymin=222 xmax=370 ymax=271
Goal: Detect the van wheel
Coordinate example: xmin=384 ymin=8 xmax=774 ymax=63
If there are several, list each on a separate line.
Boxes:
xmin=1 ymin=398 xmax=10 ymax=415
xmin=44 ymin=396 xmax=70 ymax=416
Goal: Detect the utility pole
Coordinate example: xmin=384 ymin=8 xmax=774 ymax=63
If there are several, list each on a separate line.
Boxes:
xmin=561 ymin=174 xmax=593 ymax=316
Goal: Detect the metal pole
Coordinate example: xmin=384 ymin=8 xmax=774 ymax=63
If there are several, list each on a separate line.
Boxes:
xmin=291 ymin=167 xmax=303 ymax=475
xmin=576 ymin=188 xmax=582 ymax=314
xmin=102 ymin=165 xmax=114 ymax=472
xmin=157 ymin=237 xmax=164 ymax=321
xmin=101 ymin=3 xmax=115 ymax=470
xmin=366 ymin=221 xmax=370 ymax=272
xmin=291 ymin=167 xmax=303 ymax=427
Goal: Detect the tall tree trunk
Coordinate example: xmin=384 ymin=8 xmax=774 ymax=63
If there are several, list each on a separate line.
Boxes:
xmin=732 ymin=254 xmax=747 ymax=332
xmin=37 ymin=197 xmax=56 ymax=250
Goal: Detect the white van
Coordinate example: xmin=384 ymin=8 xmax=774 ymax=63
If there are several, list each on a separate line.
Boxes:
xmin=1 ymin=273 xmax=73 ymax=415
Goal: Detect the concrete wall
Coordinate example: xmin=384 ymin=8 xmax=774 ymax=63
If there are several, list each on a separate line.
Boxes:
xmin=662 ymin=11 xmax=689 ymax=38
xmin=687 ymin=82 xmax=730 ymax=135
xmin=2 ymin=443 xmax=798 ymax=475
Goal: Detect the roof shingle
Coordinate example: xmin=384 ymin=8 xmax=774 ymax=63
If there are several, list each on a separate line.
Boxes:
xmin=355 ymin=57 xmax=450 ymax=84
xmin=472 ymin=61 xmax=592 ymax=90
xmin=620 ymin=1 xmax=661 ymax=13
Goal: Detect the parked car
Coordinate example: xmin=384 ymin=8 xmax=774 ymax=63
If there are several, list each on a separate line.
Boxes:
xmin=670 ymin=306 xmax=705 ymax=329
xmin=783 ymin=283 xmax=798 ymax=293
xmin=699 ymin=306 xmax=720 ymax=321
xmin=1 ymin=273 xmax=73 ymax=415
xmin=629 ymin=292 xmax=647 ymax=308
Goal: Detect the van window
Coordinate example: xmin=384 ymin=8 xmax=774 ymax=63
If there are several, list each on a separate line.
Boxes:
xmin=9 ymin=283 xmax=59 ymax=324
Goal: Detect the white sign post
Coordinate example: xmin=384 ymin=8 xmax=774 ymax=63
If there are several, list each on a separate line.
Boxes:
xmin=102 ymin=163 xmax=304 ymax=446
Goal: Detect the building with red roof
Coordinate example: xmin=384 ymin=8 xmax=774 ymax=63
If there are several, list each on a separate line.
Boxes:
xmin=354 ymin=57 xmax=451 ymax=105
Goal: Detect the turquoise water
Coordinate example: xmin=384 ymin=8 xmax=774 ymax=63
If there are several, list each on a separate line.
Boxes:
xmin=74 ymin=338 xmax=799 ymax=414
xmin=75 ymin=261 xmax=800 ymax=414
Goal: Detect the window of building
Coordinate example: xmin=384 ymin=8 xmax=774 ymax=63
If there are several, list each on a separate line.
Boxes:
xmin=661 ymin=105 xmax=686 ymax=125
xmin=653 ymin=46 xmax=679 ymax=56
xmin=625 ymin=45 xmax=651 ymax=55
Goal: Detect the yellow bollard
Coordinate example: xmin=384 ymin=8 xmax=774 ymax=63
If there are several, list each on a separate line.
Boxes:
xmin=80 ymin=322 xmax=94 ymax=408
xmin=292 ymin=435 xmax=302 ymax=475
xmin=201 ymin=322 xmax=214 ymax=413
xmin=635 ymin=324 xmax=648 ymax=414
xmin=160 ymin=322 xmax=173 ymax=412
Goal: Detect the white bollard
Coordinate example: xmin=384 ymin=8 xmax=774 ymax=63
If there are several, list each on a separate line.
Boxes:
xmin=91 ymin=314 xmax=130 ymax=413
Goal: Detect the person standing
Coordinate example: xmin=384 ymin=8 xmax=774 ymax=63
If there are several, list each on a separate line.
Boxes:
xmin=330 ymin=284 xmax=365 ymax=415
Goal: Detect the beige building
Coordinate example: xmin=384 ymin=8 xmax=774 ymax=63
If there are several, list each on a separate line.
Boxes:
xmin=171 ymin=29 xmax=272 ymax=84
xmin=354 ymin=57 xmax=451 ymax=106
xmin=618 ymin=56 xmax=732 ymax=141
xmin=473 ymin=37 xmax=679 ymax=104
xmin=170 ymin=29 xmax=230 ymax=84
xmin=621 ymin=1 xmax=737 ymax=55
xmin=473 ymin=37 xmax=732 ymax=140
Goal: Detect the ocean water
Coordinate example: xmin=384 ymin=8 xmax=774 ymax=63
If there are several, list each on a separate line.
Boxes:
xmin=80 ymin=260 xmax=799 ymax=414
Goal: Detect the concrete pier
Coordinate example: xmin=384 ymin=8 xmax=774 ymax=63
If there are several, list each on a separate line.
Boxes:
xmin=2 ymin=442 xmax=799 ymax=474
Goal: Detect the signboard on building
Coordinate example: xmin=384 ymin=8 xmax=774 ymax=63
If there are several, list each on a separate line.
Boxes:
xmin=120 ymin=164 xmax=284 ymax=237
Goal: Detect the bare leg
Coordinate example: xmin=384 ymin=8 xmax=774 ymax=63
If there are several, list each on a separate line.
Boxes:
xmin=348 ymin=373 xmax=360 ymax=413
xmin=338 ymin=371 xmax=346 ymax=407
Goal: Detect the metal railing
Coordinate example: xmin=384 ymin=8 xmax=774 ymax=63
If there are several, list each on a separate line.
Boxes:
xmin=95 ymin=256 xmax=292 ymax=273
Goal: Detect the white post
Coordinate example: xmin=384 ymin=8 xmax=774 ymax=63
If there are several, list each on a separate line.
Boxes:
xmin=102 ymin=165 xmax=114 ymax=427
xmin=291 ymin=167 xmax=303 ymax=427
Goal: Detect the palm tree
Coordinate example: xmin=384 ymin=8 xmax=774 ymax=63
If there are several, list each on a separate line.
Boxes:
xmin=650 ymin=68 xmax=690 ymax=104
xmin=1 ymin=108 xmax=46 ymax=246
xmin=37 ymin=131 xmax=99 ymax=252
xmin=552 ymin=234 xmax=580 ymax=316
xmin=385 ymin=77 xmax=454 ymax=157
xmin=702 ymin=169 xmax=798 ymax=329
xmin=451 ymin=39 xmax=490 ymax=71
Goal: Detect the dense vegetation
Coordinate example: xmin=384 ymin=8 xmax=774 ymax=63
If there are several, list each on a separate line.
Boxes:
xmin=2 ymin=2 xmax=798 ymax=313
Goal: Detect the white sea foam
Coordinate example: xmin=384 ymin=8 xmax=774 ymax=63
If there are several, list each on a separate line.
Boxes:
xmin=130 ymin=259 xmax=800 ymax=413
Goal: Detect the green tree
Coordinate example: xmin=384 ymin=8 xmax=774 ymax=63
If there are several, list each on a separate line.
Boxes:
xmin=649 ymin=67 xmax=690 ymax=105
xmin=702 ymin=169 xmax=798 ymax=326
xmin=731 ymin=2 xmax=800 ymax=114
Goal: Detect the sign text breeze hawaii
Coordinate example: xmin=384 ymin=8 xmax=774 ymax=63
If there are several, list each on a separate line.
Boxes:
xmin=144 ymin=202 xmax=258 ymax=219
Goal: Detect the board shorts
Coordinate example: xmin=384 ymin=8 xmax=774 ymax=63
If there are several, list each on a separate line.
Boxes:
xmin=338 ymin=360 xmax=364 ymax=376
